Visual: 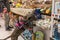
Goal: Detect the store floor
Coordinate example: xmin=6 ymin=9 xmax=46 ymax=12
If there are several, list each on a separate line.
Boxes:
xmin=0 ymin=17 xmax=24 ymax=40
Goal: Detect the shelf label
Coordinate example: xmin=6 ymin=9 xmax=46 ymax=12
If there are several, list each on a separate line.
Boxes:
xmin=58 ymin=23 xmax=60 ymax=33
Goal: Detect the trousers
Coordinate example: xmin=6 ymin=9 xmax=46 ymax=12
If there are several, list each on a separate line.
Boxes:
xmin=4 ymin=13 xmax=10 ymax=30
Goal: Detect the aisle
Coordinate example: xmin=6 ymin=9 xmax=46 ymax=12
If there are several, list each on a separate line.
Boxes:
xmin=0 ymin=17 xmax=24 ymax=40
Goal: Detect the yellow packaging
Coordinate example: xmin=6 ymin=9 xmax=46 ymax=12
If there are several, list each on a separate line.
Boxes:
xmin=46 ymin=8 xmax=50 ymax=14
xmin=16 ymin=3 xmax=22 ymax=8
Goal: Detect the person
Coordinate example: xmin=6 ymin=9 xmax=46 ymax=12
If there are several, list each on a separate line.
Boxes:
xmin=0 ymin=0 xmax=11 ymax=30
xmin=2 ymin=0 xmax=11 ymax=30
xmin=0 ymin=0 xmax=10 ymax=12
xmin=0 ymin=0 xmax=4 ymax=17
xmin=3 ymin=8 xmax=11 ymax=31
xmin=3 ymin=0 xmax=10 ymax=12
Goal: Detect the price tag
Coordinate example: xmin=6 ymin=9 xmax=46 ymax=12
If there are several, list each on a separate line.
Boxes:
xmin=58 ymin=24 xmax=60 ymax=33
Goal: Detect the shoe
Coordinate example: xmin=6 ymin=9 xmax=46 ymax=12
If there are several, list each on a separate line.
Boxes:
xmin=6 ymin=27 xmax=12 ymax=31
xmin=8 ymin=26 xmax=13 ymax=29
xmin=6 ymin=28 xmax=12 ymax=31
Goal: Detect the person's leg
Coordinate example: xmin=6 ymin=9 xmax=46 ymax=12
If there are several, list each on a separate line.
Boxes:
xmin=11 ymin=27 xmax=25 ymax=40
xmin=4 ymin=13 xmax=11 ymax=30
xmin=5 ymin=18 xmax=11 ymax=30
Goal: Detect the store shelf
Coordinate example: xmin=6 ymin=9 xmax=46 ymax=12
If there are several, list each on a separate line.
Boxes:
xmin=10 ymin=8 xmax=34 ymax=17
xmin=54 ymin=18 xmax=60 ymax=21
xmin=42 ymin=13 xmax=51 ymax=16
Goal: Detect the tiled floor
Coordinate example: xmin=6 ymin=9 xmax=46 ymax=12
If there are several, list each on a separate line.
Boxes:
xmin=0 ymin=17 xmax=24 ymax=40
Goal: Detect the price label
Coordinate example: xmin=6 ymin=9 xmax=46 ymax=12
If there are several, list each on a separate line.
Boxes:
xmin=58 ymin=23 xmax=60 ymax=33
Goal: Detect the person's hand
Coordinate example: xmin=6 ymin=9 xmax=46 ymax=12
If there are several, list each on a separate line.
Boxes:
xmin=3 ymin=8 xmax=8 ymax=13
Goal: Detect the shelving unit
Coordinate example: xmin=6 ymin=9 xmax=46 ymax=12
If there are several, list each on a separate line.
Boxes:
xmin=51 ymin=0 xmax=60 ymax=39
